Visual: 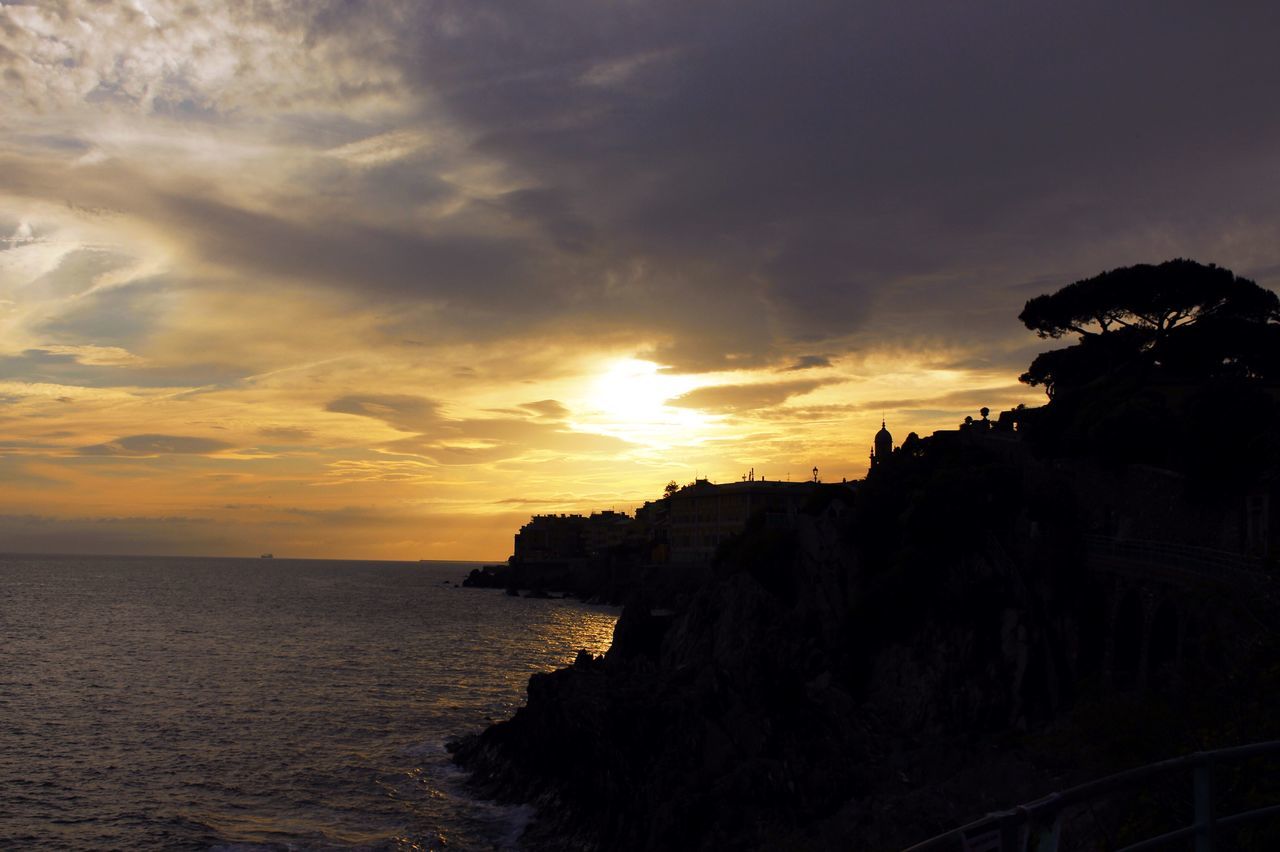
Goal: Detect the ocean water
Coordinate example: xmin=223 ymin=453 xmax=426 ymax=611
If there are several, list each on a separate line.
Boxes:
xmin=0 ymin=554 xmax=618 ymax=851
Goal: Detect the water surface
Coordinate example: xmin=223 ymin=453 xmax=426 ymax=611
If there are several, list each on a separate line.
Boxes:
xmin=0 ymin=555 xmax=618 ymax=850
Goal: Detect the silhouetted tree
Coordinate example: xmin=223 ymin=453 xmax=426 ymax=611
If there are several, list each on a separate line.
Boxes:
xmin=1020 ymin=326 xmax=1151 ymax=397
xmin=1157 ymin=314 xmax=1280 ymax=381
xmin=1018 ymin=259 xmax=1280 ymax=395
xmin=900 ymin=432 xmax=923 ymax=457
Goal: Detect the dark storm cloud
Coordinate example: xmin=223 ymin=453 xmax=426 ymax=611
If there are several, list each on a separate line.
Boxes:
xmin=342 ymin=0 xmax=1280 ymax=366
xmin=151 ymin=191 xmax=547 ymax=308
xmin=8 ymin=2 xmax=1279 ymax=380
xmin=489 ymin=187 xmax=596 ymax=253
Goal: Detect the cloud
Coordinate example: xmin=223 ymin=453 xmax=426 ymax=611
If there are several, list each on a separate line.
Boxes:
xmin=381 ymin=1 xmax=1280 ymax=365
xmin=519 ymin=399 xmax=569 ymax=419
xmin=857 ymin=384 xmax=1029 ymax=414
xmin=21 ymin=248 xmax=135 ymax=300
xmin=494 ymin=496 xmax=582 ymax=506
xmin=257 ymin=426 xmax=313 ymax=442
xmin=37 ymin=345 xmax=145 ymax=367
xmin=323 ymin=458 xmax=436 ymax=485
xmin=325 ymin=395 xmax=443 ymax=433
xmin=9 ymin=1 xmax=1280 ymax=374
xmin=383 ymin=419 xmax=632 ymax=465
xmin=667 ymin=379 xmax=839 ymax=413
xmin=0 ymin=348 xmax=245 ymax=389
xmin=490 ymin=187 xmax=595 ymax=253
xmin=326 ymin=393 xmax=629 ymax=464
xmin=34 ymin=275 xmax=172 ymax=349
xmin=780 ymin=355 xmax=833 ymax=372
xmin=3 ymin=1 xmax=1280 ymax=558
xmin=78 ymin=434 xmax=234 ymax=456
xmin=0 ymin=1 xmax=402 ymax=117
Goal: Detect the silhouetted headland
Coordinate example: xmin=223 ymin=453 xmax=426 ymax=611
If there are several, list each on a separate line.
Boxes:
xmin=463 ymin=480 xmax=827 ymax=605
xmin=450 ymin=260 xmax=1280 ymax=850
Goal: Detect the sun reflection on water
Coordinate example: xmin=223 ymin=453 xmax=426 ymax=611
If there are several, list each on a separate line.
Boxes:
xmin=543 ymin=603 xmax=618 ymax=660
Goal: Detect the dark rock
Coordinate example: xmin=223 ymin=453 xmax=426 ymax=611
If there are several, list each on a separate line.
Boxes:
xmin=455 ymin=437 xmax=1280 ymax=851
xmin=463 ymin=564 xmax=512 ymax=588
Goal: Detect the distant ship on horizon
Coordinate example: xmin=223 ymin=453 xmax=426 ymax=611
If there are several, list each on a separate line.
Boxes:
xmin=260 ymin=553 xmax=274 ymax=559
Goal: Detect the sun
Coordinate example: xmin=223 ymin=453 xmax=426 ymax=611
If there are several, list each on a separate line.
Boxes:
xmin=576 ymin=358 xmax=714 ymax=446
xmin=589 ymin=359 xmax=680 ymax=422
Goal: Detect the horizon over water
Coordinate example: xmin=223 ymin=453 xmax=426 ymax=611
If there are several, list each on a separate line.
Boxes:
xmin=0 ymin=554 xmax=618 ymax=851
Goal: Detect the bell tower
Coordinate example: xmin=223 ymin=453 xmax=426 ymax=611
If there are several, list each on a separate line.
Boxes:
xmin=871 ymin=418 xmax=893 ymax=468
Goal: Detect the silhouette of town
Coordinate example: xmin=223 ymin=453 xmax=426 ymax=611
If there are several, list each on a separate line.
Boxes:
xmin=456 ymin=259 xmax=1280 ymax=850
xmin=472 ymin=259 xmax=1277 ymax=586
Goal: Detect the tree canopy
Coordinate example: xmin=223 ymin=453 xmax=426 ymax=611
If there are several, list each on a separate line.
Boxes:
xmin=1018 ymin=259 xmax=1280 ymax=396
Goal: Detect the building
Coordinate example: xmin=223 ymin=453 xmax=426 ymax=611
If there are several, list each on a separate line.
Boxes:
xmin=512 ymin=510 xmax=635 ymax=563
xmin=666 ymin=478 xmax=821 ymax=564
xmin=582 ymin=510 xmax=633 ymax=556
xmin=869 ymin=418 xmax=894 ymax=469
xmin=513 ymin=513 xmax=588 ymax=562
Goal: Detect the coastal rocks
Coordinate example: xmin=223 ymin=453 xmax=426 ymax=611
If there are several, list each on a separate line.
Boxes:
xmin=454 ymin=516 xmax=894 ymax=849
xmin=463 ymin=559 xmax=709 ymax=608
xmin=462 ymin=564 xmax=510 ymax=588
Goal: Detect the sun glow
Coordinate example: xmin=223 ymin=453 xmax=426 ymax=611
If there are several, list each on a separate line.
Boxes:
xmin=575 ymin=358 xmax=715 ymax=446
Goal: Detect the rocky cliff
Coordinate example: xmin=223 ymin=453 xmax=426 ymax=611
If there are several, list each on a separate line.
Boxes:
xmin=450 ymin=439 xmax=1278 ymax=850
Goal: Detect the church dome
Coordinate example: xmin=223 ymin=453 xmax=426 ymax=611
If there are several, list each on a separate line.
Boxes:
xmin=874 ymin=419 xmax=893 ymax=457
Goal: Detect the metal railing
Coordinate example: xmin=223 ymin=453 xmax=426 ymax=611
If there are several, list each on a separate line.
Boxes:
xmin=1084 ymin=534 xmax=1270 ymax=583
xmin=903 ymin=740 xmax=1280 ymax=851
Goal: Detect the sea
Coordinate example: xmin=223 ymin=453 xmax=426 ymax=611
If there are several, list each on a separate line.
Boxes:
xmin=0 ymin=554 xmax=619 ymax=851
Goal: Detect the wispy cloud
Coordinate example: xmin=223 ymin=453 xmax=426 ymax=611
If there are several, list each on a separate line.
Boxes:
xmin=78 ymin=434 xmax=234 ymax=457
xmin=780 ymin=355 xmax=833 ymax=372
xmin=668 ymin=379 xmax=841 ymax=413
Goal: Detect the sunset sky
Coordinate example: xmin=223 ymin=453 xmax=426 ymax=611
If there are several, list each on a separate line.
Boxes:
xmin=2 ymin=2 xmax=1279 ymax=559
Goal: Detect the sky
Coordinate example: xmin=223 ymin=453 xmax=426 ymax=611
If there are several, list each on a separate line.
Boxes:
xmin=2 ymin=1 xmax=1279 ymax=560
